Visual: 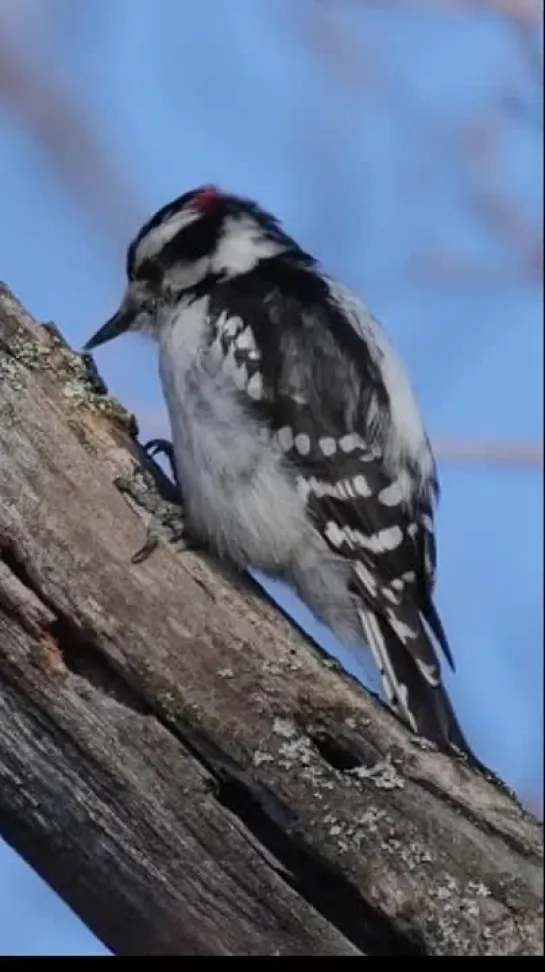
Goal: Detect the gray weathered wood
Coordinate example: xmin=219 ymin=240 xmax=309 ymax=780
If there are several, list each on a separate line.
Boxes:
xmin=0 ymin=283 xmax=542 ymax=956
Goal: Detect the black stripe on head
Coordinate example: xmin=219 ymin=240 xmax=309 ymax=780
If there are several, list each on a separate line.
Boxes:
xmin=126 ymin=187 xmax=227 ymax=283
xmin=162 ymin=206 xmax=224 ymax=267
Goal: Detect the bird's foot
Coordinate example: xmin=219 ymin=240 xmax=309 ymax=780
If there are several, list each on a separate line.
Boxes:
xmin=143 ymin=437 xmax=179 ymax=487
xmin=114 ymin=464 xmax=205 ymax=566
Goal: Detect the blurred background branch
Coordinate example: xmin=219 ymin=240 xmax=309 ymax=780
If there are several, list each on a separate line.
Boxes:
xmin=0 ymin=1 xmax=138 ymax=244
xmin=435 ymin=437 xmax=543 ymax=466
xmin=348 ymin=0 xmax=542 ymax=22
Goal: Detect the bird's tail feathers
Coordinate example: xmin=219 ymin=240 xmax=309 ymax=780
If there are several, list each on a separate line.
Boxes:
xmin=357 ymin=606 xmax=473 ymax=758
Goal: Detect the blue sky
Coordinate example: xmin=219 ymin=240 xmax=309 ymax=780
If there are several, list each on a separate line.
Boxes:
xmin=0 ymin=0 xmax=541 ymax=956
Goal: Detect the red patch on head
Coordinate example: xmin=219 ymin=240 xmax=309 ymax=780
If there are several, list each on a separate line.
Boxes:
xmin=194 ymin=185 xmax=221 ymax=212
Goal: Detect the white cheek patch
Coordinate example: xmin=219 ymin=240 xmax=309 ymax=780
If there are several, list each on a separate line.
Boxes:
xmin=134 ymin=207 xmax=201 ymax=268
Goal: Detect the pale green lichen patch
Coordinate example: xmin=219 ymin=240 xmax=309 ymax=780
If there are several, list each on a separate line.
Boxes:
xmin=277 ymin=734 xmax=316 ymax=769
xmin=410 ymin=735 xmax=438 ymax=752
xmin=272 ymin=717 xmax=298 ymax=740
xmin=381 ymin=834 xmax=434 ymax=869
xmin=467 ymin=879 xmax=492 ymax=898
xmin=355 ymin=805 xmax=388 ymax=833
xmin=0 ymin=354 xmax=23 ymax=388
xmin=7 ymin=331 xmax=53 ymax=368
xmin=269 ymin=718 xmax=338 ymax=794
xmin=59 ymin=351 xmax=137 ymax=434
xmin=348 ymin=757 xmax=405 ymax=790
xmin=262 ymin=660 xmax=285 ymax=676
xmin=427 ymin=872 xmax=496 ymax=954
xmin=252 ymin=750 xmax=274 ymax=767
xmin=269 ymin=718 xmax=407 ymax=798
xmin=6 ymin=321 xmax=137 ymax=435
xmin=217 ymin=667 xmax=234 ymax=679
xmin=321 ymin=806 xmax=392 ymax=855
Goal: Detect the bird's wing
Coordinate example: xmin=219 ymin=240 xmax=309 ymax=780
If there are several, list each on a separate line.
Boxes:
xmin=209 ymin=268 xmax=471 ymax=753
xmin=207 ymin=273 xmax=459 ymax=735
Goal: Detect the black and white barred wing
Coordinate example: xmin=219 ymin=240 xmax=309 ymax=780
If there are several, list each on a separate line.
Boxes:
xmin=212 ymin=289 xmax=466 ymax=750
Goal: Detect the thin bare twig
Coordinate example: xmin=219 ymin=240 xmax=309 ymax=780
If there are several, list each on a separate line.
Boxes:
xmin=435 ymin=438 xmax=543 ymax=468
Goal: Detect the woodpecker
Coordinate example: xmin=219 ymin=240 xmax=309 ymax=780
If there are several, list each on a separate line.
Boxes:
xmin=84 ymin=184 xmax=473 ymax=756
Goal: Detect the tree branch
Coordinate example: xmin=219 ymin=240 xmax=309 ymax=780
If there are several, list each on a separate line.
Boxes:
xmin=0 ymin=284 xmax=542 ymax=956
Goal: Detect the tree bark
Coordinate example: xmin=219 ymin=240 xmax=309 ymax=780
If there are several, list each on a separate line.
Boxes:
xmin=0 ymin=282 xmax=542 ymax=956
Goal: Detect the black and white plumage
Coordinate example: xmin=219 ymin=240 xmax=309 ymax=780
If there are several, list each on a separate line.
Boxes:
xmin=84 ymin=184 xmax=472 ymax=755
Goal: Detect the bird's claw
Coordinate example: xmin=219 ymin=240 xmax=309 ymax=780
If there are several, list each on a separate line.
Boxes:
xmin=125 ymin=439 xmax=206 ymax=563
xmin=130 ymin=504 xmax=205 ymax=565
xmin=143 ymin=437 xmax=179 ymax=486
xmin=144 ymin=437 xmax=174 ymax=461
xmin=131 ymin=528 xmax=160 ymax=565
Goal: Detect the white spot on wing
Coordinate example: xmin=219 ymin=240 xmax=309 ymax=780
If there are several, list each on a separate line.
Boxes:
xmin=386 ymin=609 xmax=418 ymax=643
xmin=294 ymin=433 xmax=311 ymax=456
xmin=382 ymin=586 xmax=399 ymax=604
xmin=278 ymin=426 xmax=294 ymax=452
xmin=223 ymin=315 xmax=243 ymax=338
xmin=379 ymin=471 xmax=413 ymax=507
xmin=289 ymin=392 xmax=308 ymax=406
xmin=385 ymin=571 xmax=415 ymax=597
xmin=353 ymin=474 xmax=371 ymax=497
xmin=325 ymin=521 xmax=346 ymax=549
xmin=304 ymin=475 xmax=367 ymax=502
xmin=322 ymin=521 xmax=404 ymax=554
xmin=339 ymin=433 xmax=362 ymax=453
xmin=415 ymin=658 xmax=440 ymax=687
xmin=335 ymin=480 xmax=350 ymax=499
xmin=247 ymin=372 xmax=263 ymax=400
xmin=235 ymin=327 xmax=255 ymax=350
xmin=319 ymin=437 xmax=337 ymax=457
xmin=359 ymin=525 xmax=403 ymax=553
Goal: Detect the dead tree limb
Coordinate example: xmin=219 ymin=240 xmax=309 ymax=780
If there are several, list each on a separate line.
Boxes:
xmin=0 ymin=283 xmax=542 ymax=956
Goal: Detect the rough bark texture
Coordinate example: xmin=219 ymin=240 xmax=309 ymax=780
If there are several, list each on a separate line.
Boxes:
xmin=0 ymin=283 xmax=542 ymax=956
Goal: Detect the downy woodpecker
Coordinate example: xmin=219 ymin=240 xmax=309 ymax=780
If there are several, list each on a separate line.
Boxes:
xmin=85 ymin=185 xmax=472 ymax=756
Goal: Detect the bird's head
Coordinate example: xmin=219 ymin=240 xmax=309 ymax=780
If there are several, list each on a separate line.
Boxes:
xmin=84 ymin=185 xmax=301 ymax=351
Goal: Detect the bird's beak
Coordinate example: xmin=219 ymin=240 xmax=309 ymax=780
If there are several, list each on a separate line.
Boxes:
xmin=83 ymin=301 xmax=134 ymax=352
